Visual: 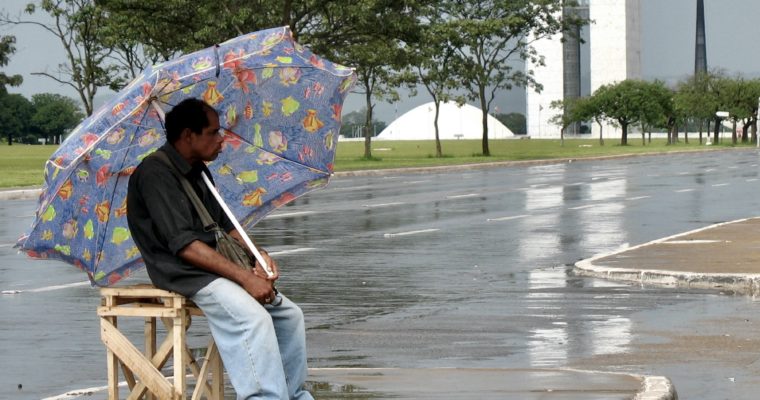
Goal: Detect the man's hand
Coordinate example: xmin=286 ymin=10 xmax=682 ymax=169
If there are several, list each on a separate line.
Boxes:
xmin=240 ymin=272 xmax=277 ymax=305
xmin=254 ymin=250 xmax=280 ymax=281
xmin=178 ymin=239 xmax=277 ymax=305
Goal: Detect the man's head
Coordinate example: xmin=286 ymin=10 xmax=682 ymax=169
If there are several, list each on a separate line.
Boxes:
xmin=165 ymin=98 xmax=218 ymax=143
xmin=165 ymin=98 xmax=223 ymax=163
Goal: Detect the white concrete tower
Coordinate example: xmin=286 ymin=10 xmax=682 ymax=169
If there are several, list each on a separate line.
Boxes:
xmin=526 ymin=0 xmax=641 ymax=138
xmin=589 ymin=0 xmax=641 ymax=138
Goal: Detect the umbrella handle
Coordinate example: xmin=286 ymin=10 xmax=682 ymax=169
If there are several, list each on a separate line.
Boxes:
xmin=201 ymin=172 xmax=273 ymax=277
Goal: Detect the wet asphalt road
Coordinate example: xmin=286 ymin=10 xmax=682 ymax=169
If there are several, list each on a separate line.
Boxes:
xmin=3 ymin=149 xmax=760 ymax=399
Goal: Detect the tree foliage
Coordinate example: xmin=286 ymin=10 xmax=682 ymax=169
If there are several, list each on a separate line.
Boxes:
xmin=31 ymin=93 xmax=84 ymax=143
xmin=0 ymin=93 xmax=34 ymax=145
xmin=1 ymin=0 xmax=115 ymax=115
xmin=0 ymin=35 xmax=23 ymax=93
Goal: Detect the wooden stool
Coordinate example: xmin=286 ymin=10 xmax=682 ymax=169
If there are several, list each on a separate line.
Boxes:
xmin=97 ymin=284 xmax=224 ymax=400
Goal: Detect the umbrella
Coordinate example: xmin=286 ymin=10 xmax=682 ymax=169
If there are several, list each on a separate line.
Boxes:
xmin=16 ymin=26 xmax=356 ymax=286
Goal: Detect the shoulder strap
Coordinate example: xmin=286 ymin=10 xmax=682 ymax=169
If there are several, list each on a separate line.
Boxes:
xmin=151 ymin=150 xmax=220 ymax=232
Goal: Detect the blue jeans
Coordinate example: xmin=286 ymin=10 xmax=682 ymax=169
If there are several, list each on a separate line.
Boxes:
xmin=192 ymin=278 xmax=314 ymax=400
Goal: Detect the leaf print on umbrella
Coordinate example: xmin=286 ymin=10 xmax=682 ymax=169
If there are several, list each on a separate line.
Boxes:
xmin=302 ymin=109 xmax=324 ymax=133
xmin=268 ymin=131 xmax=288 ymax=153
xmin=242 ymin=187 xmax=267 ymax=207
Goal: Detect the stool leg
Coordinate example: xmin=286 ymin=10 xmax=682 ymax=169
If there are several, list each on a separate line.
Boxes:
xmin=145 ymin=317 xmax=156 ymax=400
xmin=210 ymin=340 xmax=223 ymax=400
xmin=173 ymin=302 xmax=186 ymax=399
xmin=105 ymin=316 xmax=119 ymax=400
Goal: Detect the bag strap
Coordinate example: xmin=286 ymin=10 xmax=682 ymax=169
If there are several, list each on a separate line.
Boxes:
xmin=151 ymin=150 xmax=220 ymax=232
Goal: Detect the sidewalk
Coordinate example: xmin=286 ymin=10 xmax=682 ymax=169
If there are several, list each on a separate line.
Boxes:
xmin=574 ymin=217 xmax=760 ymax=295
xmin=51 ymin=368 xmax=675 ymax=400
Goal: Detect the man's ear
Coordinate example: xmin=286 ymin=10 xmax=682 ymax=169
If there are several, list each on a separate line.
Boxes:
xmin=178 ymin=128 xmax=194 ymax=143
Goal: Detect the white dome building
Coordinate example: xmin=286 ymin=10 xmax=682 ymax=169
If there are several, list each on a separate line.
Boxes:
xmin=377 ymin=101 xmax=515 ymax=140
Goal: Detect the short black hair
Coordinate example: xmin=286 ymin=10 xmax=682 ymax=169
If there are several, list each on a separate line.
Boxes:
xmin=165 ymin=98 xmax=217 ymax=143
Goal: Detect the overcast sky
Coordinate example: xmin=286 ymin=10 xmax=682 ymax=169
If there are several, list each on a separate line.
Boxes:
xmin=2 ymin=0 xmax=759 ymax=122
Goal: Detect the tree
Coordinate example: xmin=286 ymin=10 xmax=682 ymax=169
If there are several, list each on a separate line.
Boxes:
xmin=638 ymin=80 xmax=673 ymax=145
xmin=0 ymin=35 xmax=23 ymax=93
xmin=447 ymin=0 xmax=586 ymax=156
xmin=495 ymin=112 xmax=526 ymax=135
xmin=674 ymin=72 xmax=716 ymax=145
xmin=592 ymin=80 xmax=657 ymax=146
xmin=408 ymin=4 xmax=462 ymax=157
xmin=325 ymin=1 xmax=425 ymax=160
xmin=31 ymin=93 xmax=84 ymax=144
xmin=1 ymin=1 xmax=115 ymax=115
xmin=0 ymin=94 xmax=34 ymax=145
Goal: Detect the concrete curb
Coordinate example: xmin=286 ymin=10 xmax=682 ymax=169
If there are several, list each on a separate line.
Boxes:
xmin=635 ymin=375 xmax=678 ymax=400
xmin=0 ymin=188 xmax=42 ymax=201
xmin=573 ymin=217 xmax=760 ymax=296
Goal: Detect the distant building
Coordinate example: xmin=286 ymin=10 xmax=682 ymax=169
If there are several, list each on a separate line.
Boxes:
xmin=526 ymin=0 xmax=642 ymax=138
xmin=376 ymin=101 xmax=515 ymax=141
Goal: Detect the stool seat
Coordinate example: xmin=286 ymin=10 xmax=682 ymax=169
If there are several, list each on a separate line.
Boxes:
xmin=98 ymin=284 xmax=224 ymax=400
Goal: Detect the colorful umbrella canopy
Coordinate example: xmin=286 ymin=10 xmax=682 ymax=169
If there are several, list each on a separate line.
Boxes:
xmin=16 ymin=27 xmax=356 ymax=286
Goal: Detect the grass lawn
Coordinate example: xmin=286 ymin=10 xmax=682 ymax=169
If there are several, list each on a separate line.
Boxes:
xmin=334 ymin=137 xmax=750 ymax=171
xmin=0 ymin=138 xmax=751 ymax=188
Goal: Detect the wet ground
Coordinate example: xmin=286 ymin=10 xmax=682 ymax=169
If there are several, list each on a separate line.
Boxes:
xmin=3 ymin=149 xmax=760 ymax=399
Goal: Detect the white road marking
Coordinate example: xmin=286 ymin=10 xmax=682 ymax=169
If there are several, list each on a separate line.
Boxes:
xmin=363 ymin=202 xmax=405 ymax=208
xmin=711 ymin=183 xmax=729 ymax=187
xmin=383 ymin=229 xmax=439 ymax=238
xmin=746 ymin=178 xmax=759 ymax=182
xmin=704 ymin=168 xmax=716 ymax=172
xmin=0 ymin=243 xmax=15 ymax=248
xmin=265 ymin=211 xmax=317 ymax=219
xmin=664 ymin=240 xmax=725 ymax=244
xmin=402 ymin=180 xmax=430 ymax=185
xmin=270 ymin=248 xmax=316 ymax=256
xmin=3 ymin=280 xmax=92 ymax=295
xmin=675 ymin=188 xmax=695 ymax=193
xmin=626 ymin=196 xmax=651 ymax=201
xmin=569 ymin=204 xmax=595 ymax=210
xmin=446 ymin=193 xmax=479 ymax=199
xmin=487 ymin=214 xmax=529 ymax=222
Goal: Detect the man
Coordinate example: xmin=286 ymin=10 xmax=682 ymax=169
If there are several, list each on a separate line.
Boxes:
xmin=127 ymin=98 xmax=313 ymax=400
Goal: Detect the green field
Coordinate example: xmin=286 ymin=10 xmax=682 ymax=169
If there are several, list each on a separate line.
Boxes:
xmin=0 ymin=138 xmax=751 ymax=188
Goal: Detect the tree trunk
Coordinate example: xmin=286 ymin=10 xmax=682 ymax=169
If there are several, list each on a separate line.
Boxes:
xmin=713 ymin=117 xmax=720 ymax=143
xmin=363 ymin=89 xmax=373 ymax=159
xmin=7 ymin=133 xmax=11 ymax=146
xmin=742 ymin=120 xmax=750 ymax=143
xmin=732 ymin=119 xmax=737 ymax=145
xmin=621 ymin=122 xmax=628 ymax=145
xmin=753 ymin=117 xmax=758 ymax=145
xmin=434 ymin=101 xmax=442 ymax=157
xmin=597 ymin=120 xmax=604 ymax=146
xmin=673 ymin=124 xmax=678 ymax=143
xmin=648 ymin=131 xmax=651 ymax=143
xmin=684 ymin=124 xmax=688 ymax=144
xmin=641 ymin=129 xmax=645 ymax=145
xmin=699 ymin=120 xmax=703 ymax=145
xmin=478 ymin=85 xmax=490 ymax=156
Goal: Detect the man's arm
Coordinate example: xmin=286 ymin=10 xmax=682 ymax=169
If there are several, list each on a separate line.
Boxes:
xmin=178 ymin=239 xmax=276 ymax=304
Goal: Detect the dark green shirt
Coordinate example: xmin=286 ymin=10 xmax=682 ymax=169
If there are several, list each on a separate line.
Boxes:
xmin=127 ymin=143 xmax=234 ymax=297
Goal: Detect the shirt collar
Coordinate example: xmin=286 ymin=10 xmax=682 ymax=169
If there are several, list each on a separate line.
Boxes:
xmin=160 ymin=142 xmax=194 ymax=176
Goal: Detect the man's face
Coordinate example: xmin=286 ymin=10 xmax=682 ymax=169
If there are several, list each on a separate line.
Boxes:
xmin=189 ymin=110 xmax=223 ymax=162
